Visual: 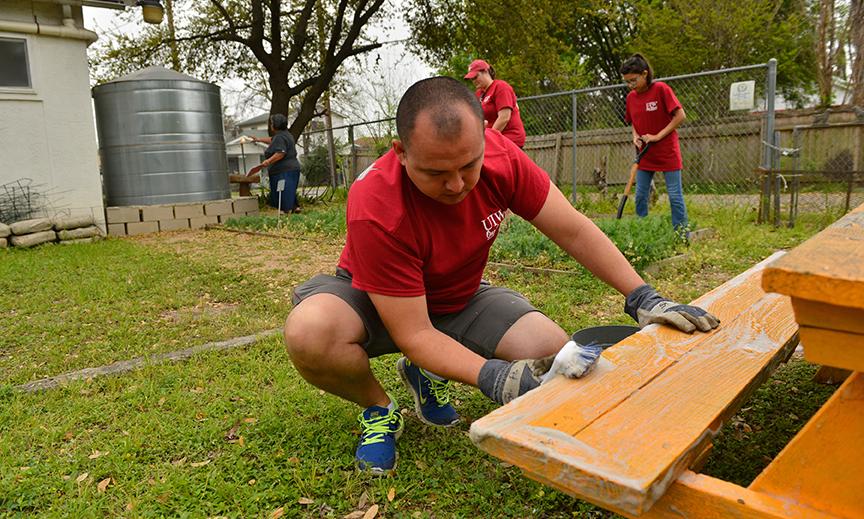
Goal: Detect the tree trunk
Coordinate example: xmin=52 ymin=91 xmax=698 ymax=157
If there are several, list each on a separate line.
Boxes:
xmin=851 ymin=0 xmax=864 ymax=106
xmin=816 ymin=0 xmax=836 ymax=107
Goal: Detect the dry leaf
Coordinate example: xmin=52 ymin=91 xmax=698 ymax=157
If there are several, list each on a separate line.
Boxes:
xmin=248 ymin=478 xmax=256 ymax=485
xmin=287 ymin=456 xmax=300 ymax=464
xmin=171 ymin=457 xmax=187 ymax=466
xmin=357 ymin=491 xmax=369 ymax=509
xmin=158 ymin=397 xmax=166 ymax=406
xmin=387 ymin=487 xmax=395 ymax=502
xmin=243 ymin=417 xmax=257 ymax=424
xmin=75 ymin=472 xmax=89 ymax=483
xmin=298 ymin=497 xmax=314 ymax=505
xmin=190 ymin=460 xmax=210 ymax=467
xmin=225 ymin=421 xmax=241 ymax=441
xmin=191 ymin=386 xmax=204 ymax=393
xmin=362 ymin=504 xmax=379 ymax=519
xmin=62 ymin=475 xmax=71 ymax=480
xmin=269 ymin=507 xmax=285 ymax=519
xmin=88 ymin=450 xmax=109 ymax=459
xmin=343 ymin=512 xmax=366 ymax=519
xmin=126 ymin=502 xmax=135 ymax=511
xmin=97 ymin=477 xmax=111 ymax=492
xmin=238 ymin=436 xmax=245 ymax=447
xmin=63 ymin=431 xmax=74 ymax=441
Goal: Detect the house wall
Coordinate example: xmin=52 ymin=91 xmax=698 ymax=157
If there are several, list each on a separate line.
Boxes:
xmin=0 ymin=1 xmax=105 ymax=227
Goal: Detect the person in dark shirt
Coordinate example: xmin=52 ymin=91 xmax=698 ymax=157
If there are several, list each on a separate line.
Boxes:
xmin=248 ymin=114 xmax=302 ymax=213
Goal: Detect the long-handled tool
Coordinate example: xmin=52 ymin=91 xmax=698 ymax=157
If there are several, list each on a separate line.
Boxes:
xmin=616 ymin=142 xmax=652 ymax=219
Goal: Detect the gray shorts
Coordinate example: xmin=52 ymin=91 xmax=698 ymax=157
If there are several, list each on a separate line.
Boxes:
xmin=292 ymin=269 xmax=540 ymax=358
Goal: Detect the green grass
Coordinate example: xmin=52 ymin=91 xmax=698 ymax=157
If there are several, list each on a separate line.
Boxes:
xmin=0 ymin=240 xmax=287 ymax=386
xmin=0 ymin=198 xmax=841 ymax=517
xmin=223 ymin=205 xmax=346 ymax=238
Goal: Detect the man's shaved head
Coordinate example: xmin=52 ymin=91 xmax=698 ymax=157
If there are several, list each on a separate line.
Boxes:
xmin=396 ymin=77 xmax=484 ymax=149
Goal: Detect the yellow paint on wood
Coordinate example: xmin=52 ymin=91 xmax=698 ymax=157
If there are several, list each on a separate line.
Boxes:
xmin=762 ymin=202 xmax=864 ymax=309
xmin=800 ymin=326 xmax=864 ymax=372
xmin=791 ymin=297 xmax=864 ymax=335
xmin=471 ymin=259 xmax=798 ymax=516
xmin=749 ymin=372 xmax=864 ymax=518
xmin=638 ymin=471 xmax=839 ymax=519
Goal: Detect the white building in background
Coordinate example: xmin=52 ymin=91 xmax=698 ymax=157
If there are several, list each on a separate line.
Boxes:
xmin=225 ymin=111 xmax=348 ymax=176
xmin=0 ymin=0 xmax=131 ymax=227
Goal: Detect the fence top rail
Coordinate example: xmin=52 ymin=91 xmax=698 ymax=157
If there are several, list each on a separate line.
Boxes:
xmin=520 ymin=62 xmax=770 ymax=102
xmin=302 ymin=116 xmax=395 ymax=136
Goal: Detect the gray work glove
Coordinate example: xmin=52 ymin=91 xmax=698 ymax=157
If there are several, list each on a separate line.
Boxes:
xmin=625 ymin=284 xmax=720 ymax=333
xmin=477 ymin=341 xmax=604 ymax=405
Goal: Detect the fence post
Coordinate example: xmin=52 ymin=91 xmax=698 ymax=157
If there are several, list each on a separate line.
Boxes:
xmin=760 ymin=59 xmax=778 ymax=224
xmin=571 ymin=92 xmax=578 ymax=204
xmin=348 ymin=124 xmax=356 ymax=186
xmin=773 ymin=130 xmax=781 ymax=227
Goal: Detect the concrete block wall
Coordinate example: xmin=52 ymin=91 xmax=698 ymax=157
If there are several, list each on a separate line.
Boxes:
xmin=105 ymin=197 xmax=260 ymax=237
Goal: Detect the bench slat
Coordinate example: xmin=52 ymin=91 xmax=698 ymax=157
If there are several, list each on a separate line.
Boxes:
xmin=749 ymin=372 xmax=864 ymax=518
xmin=791 ymin=298 xmax=864 ymax=335
xmin=799 ymin=326 xmax=864 ymax=372
xmin=762 ymin=203 xmax=864 ymax=310
xmin=470 ymin=252 xmax=796 ymax=516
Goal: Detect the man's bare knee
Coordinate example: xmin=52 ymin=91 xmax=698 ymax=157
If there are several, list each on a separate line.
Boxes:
xmin=283 ymin=294 xmax=366 ymax=365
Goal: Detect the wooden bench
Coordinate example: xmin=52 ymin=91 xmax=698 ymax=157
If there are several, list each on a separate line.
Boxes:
xmin=471 ymin=204 xmax=864 ymax=517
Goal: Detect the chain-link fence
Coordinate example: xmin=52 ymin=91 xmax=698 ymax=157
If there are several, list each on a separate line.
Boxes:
xmin=296 ymin=60 xmax=863 ymax=225
xmin=519 ymin=62 xmax=775 ymax=207
xmin=761 ymin=109 xmax=864 ymax=226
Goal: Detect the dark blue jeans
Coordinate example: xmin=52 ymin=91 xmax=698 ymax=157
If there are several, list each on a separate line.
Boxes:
xmin=268 ymin=170 xmax=300 ymax=212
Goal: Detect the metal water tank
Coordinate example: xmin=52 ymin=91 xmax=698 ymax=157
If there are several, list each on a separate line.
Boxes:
xmin=93 ymin=66 xmax=230 ymax=206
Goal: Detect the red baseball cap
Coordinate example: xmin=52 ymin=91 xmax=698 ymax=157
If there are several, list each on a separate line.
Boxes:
xmin=463 ymin=59 xmax=490 ymax=79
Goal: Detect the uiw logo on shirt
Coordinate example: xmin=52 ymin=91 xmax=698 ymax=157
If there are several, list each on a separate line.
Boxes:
xmin=645 ymin=101 xmax=658 ymax=112
xmin=481 ymin=209 xmax=506 ymax=240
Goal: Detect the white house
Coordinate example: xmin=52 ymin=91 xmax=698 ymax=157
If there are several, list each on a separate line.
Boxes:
xmin=0 ymin=0 xmax=134 ymax=227
xmin=225 ymin=110 xmax=348 ymax=175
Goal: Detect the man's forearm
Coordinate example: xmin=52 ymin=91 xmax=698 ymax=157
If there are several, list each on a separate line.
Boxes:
xmin=396 ymin=328 xmax=486 ymax=385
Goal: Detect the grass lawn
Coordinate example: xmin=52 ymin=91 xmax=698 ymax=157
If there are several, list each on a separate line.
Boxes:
xmin=0 ymin=198 xmax=839 ymax=517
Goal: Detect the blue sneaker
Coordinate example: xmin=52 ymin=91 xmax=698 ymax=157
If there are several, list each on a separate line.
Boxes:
xmin=396 ymin=357 xmax=460 ymax=426
xmin=355 ymin=402 xmax=404 ymax=475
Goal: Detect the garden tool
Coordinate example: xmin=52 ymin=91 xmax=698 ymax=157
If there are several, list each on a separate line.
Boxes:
xmin=616 ymin=142 xmax=652 ymax=219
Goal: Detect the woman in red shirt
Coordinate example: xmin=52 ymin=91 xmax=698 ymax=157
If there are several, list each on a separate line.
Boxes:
xmin=464 ymin=59 xmax=526 ymax=148
xmin=620 ymin=54 xmax=689 ymax=234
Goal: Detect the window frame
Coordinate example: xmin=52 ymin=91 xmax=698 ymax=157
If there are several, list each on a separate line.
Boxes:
xmin=0 ymin=36 xmax=33 ymax=90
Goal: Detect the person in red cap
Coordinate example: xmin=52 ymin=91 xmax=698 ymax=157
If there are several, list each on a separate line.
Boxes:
xmin=464 ymin=59 xmax=526 ymax=148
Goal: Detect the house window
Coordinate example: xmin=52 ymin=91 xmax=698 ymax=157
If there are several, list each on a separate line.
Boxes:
xmin=0 ymin=38 xmax=31 ymax=88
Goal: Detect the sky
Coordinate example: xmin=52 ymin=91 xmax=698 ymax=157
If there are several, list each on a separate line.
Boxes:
xmin=82 ymin=2 xmax=433 ymax=123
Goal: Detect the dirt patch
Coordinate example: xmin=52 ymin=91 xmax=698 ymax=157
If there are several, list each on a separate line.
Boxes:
xmin=130 ymin=228 xmax=343 ymax=290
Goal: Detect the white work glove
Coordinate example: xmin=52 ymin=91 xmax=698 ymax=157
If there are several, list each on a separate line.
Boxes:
xmin=625 ymin=284 xmax=720 ymax=333
xmin=477 ymin=341 xmax=604 ymax=405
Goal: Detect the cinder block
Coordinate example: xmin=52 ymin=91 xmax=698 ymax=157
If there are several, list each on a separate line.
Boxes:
xmin=174 ymin=203 xmax=204 ymax=219
xmin=159 ymin=218 xmax=190 ymax=232
xmin=107 ymin=223 xmax=126 ymax=236
xmin=204 ymin=200 xmax=234 ymax=216
xmin=141 ymin=205 xmax=175 ymax=221
xmin=106 ymin=206 xmax=141 ymax=224
xmin=233 ymin=197 xmax=259 ymax=214
xmin=189 ymin=215 xmax=218 ymax=229
xmin=126 ymin=221 xmax=159 ymax=236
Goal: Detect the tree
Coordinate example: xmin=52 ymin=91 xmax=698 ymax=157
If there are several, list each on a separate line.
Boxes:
xmin=632 ymin=0 xmax=816 ymax=103
xmin=90 ymin=0 xmax=388 ymax=139
xmin=815 ymin=0 xmax=839 ymax=106
xmin=850 ymin=0 xmax=864 ymax=105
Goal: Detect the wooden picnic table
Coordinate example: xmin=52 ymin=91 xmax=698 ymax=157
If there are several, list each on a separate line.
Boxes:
xmin=470 ymin=202 xmax=864 ymax=518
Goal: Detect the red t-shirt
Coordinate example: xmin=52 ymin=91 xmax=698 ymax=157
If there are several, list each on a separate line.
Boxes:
xmin=476 ymin=79 xmax=527 ymax=148
xmin=338 ymin=130 xmax=550 ymax=314
xmin=624 ymin=81 xmax=683 ymax=171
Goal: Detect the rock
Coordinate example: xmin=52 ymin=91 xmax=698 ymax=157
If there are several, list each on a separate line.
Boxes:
xmin=10 ymin=218 xmax=52 ymax=235
xmin=0 ymin=222 xmax=10 ymax=238
xmin=10 ymin=230 xmax=56 ymax=248
xmin=53 ymin=214 xmax=95 ymax=231
xmin=0 ymin=237 xmax=6 ymax=248
xmin=57 ymin=226 xmax=102 ymax=241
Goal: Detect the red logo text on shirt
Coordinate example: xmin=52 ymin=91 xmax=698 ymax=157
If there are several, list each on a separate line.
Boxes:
xmin=482 ymin=209 xmax=506 ymax=240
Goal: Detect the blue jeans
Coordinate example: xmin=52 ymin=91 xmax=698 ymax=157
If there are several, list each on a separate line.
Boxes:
xmin=635 ymin=169 xmax=689 ymax=230
xmin=268 ymin=170 xmax=300 ymax=212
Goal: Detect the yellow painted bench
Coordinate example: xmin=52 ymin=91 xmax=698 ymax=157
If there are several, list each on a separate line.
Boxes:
xmin=470 ymin=203 xmax=864 ymax=518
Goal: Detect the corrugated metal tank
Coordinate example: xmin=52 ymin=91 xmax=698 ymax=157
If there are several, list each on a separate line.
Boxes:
xmin=93 ymin=66 xmax=230 ymax=206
